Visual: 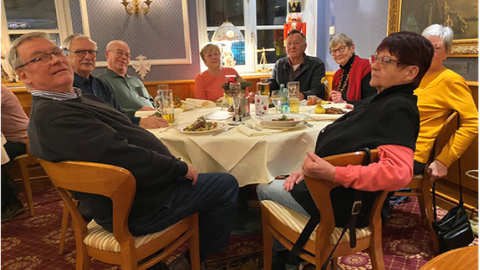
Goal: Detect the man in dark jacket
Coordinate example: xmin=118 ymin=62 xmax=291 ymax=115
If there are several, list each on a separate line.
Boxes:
xmin=270 ymin=30 xmax=326 ymax=100
xmin=10 ymin=32 xmax=239 ymax=266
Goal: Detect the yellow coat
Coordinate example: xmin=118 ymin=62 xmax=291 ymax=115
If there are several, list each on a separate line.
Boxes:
xmin=414 ymin=67 xmax=478 ymax=166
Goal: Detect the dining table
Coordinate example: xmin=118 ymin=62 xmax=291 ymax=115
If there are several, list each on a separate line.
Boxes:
xmin=145 ymin=102 xmax=342 ymax=187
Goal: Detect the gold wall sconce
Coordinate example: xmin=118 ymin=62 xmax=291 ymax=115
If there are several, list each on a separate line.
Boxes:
xmin=121 ymin=0 xmax=152 ymax=18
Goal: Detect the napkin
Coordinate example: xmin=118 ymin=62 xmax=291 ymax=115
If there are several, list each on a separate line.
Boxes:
xmin=237 ymin=120 xmax=283 ymax=137
xmin=135 ymin=108 xmax=183 ymax=118
xmin=184 ymin=98 xmax=216 ymax=108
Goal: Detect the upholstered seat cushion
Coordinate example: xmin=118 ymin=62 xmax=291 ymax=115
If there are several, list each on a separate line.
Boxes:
xmin=262 ymin=200 xmax=371 ymax=244
xmin=84 ymin=220 xmax=180 ymax=252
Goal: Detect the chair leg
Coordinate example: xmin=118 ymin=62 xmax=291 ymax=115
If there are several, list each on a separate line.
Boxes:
xmin=189 ymin=214 xmax=201 ymax=270
xmin=369 ymin=229 xmax=386 ymax=270
xmin=75 ymin=243 xmax=91 ymax=270
xmin=417 ymin=194 xmax=427 ymax=225
xmin=262 ymin=208 xmax=274 ymax=270
xmin=59 ymin=204 xmax=70 ymax=255
xmin=331 ymin=257 xmax=338 ymax=270
xmin=19 ymin=159 xmax=34 ymax=216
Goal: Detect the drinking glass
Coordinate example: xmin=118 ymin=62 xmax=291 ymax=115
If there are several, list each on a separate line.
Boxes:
xmin=287 ymin=81 xmax=300 ymax=97
xmin=271 ymin=90 xmax=282 ymax=114
xmin=257 ymin=78 xmax=270 ymax=96
xmin=289 ymin=92 xmax=300 ymax=114
xmin=225 ymin=82 xmax=244 ymax=122
xmin=157 ymin=84 xmax=169 ymax=96
xmin=155 ymin=89 xmax=175 ymax=125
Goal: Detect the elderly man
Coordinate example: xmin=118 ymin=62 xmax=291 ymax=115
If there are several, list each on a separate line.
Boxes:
xmin=270 ymin=30 xmax=326 ymax=100
xmin=98 ymin=40 xmax=156 ymax=114
xmin=10 ymin=32 xmax=238 ymax=267
xmin=64 ymin=34 xmax=167 ymax=129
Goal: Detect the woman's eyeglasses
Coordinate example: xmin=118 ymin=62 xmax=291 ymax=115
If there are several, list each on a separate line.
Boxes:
xmin=329 ymin=45 xmax=346 ymax=55
xmin=369 ymin=55 xmax=401 ymax=67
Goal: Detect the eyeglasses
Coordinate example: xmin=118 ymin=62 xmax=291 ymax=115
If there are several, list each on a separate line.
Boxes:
xmin=17 ymin=48 xmax=65 ymax=69
xmin=65 ymin=49 xmax=98 ymax=58
xmin=369 ymin=55 xmax=401 ymax=67
xmin=329 ymin=45 xmax=346 ymax=55
xmin=108 ymin=50 xmax=131 ymax=58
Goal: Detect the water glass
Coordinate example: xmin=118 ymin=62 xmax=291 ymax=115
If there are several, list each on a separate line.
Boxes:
xmin=287 ymin=81 xmax=300 ymax=97
xmin=271 ymin=90 xmax=282 ymax=114
xmin=155 ymin=89 xmax=175 ymax=125
xmin=157 ymin=84 xmax=169 ymax=96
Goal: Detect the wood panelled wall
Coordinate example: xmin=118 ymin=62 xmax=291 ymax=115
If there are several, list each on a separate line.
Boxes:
xmin=5 ymin=75 xmax=478 ymax=214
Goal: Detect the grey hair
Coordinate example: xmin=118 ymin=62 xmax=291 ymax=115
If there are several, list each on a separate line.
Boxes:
xmin=329 ymin=33 xmax=354 ymax=49
xmin=8 ymin=32 xmax=51 ymax=70
xmin=106 ymin=40 xmax=128 ymax=51
xmin=422 ymin=24 xmax=454 ymax=52
xmin=63 ymin=34 xmax=98 ymax=51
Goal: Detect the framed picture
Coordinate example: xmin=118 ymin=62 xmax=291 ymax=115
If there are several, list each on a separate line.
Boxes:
xmin=387 ymin=0 xmax=478 ymax=57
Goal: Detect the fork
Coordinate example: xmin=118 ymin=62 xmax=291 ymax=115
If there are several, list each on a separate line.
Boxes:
xmin=246 ymin=122 xmax=261 ymax=131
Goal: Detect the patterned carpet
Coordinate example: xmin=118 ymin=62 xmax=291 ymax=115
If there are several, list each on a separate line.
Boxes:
xmin=1 ymin=185 xmax=477 ymax=270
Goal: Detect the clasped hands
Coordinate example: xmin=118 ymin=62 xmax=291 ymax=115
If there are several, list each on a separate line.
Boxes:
xmin=284 ymin=151 xmax=336 ymax=192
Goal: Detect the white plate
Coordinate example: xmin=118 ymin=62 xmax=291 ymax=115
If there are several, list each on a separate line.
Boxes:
xmin=321 ymin=103 xmax=347 ymax=109
xmin=307 ymin=109 xmax=350 ymax=121
xmin=175 ymin=122 xmax=226 ymax=134
xmin=259 ymin=121 xmax=306 ymax=130
xmin=182 ymin=104 xmax=195 ymax=111
xmin=204 ymin=111 xmax=234 ymax=120
xmin=261 ymin=114 xmax=310 ymax=128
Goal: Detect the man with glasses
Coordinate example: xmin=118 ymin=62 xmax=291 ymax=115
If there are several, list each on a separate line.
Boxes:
xmin=10 ymin=32 xmax=239 ymax=269
xmin=270 ymin=30 xmax=326 ymax=100
xmin=64 ymin=34 xmax=168 ymax=129
xmin=98 ymin=40 xmax=156 ymax=115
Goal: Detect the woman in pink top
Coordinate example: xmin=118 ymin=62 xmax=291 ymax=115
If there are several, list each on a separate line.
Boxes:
xmin=195 ymin=44 xmax=240 ymax=101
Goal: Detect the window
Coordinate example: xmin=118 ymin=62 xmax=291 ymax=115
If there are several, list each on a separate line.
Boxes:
xmin=197 ymin=0 xmax=317 ymax=73
xmin=1 ymin=0 xmax=72 ymax=53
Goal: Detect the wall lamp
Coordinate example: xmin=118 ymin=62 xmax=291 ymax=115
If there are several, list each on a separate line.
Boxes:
xmin=121 ymin=0 xmax=152 ymax=18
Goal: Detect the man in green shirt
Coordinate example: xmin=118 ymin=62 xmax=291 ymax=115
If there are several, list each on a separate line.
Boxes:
xmin=98 ymin=40 xmax=155 ymax=115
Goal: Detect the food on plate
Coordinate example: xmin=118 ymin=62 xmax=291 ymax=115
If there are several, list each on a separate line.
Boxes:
xmin=174 ymin=97 xmax=188 ymax=109
xmin=152 ymin=111 xmax=162 ymax=117
xmin=272 ymin=114 xmax=295 ymax=121
xmin=319 ymin=100 xmax=331 ymax=105
xmin=314 ymin=105 xmax=326 ymax=114
xmin=183 ymin=116 xmax=218 ymax=131
xmin=307 ymin=96 xmax=318 ymax=106
xmin=325 ymin=107 xmax=346 ymax=114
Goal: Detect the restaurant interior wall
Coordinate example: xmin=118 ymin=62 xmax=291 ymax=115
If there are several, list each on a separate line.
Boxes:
xmin=68 ymin=0 xmax=201 ymax=81
xmin=317 ymin=0 xmax=478 ymax=81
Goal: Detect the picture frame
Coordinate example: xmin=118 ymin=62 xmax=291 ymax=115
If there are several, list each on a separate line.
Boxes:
xmin=387 ymin=0 xmax=478 ymax=57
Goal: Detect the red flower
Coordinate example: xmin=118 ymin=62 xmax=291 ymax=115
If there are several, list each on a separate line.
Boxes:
xmin=228 ymin=77 xmax=237 ymax=83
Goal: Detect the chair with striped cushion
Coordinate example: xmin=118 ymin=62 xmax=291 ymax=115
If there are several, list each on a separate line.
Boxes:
xmin=262 ymin=150 xmax=388 ymax=270
xmin=39 ymin=160 xmax=201 ymax=270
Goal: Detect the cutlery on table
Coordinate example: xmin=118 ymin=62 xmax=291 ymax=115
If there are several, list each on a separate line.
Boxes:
xmin=302 ymin=121 xmax=313 ymax=128
xmin=213 ymin=126 xmax=235 ymax=136
xmin=246 ymin=122 xmax=261 ymax=131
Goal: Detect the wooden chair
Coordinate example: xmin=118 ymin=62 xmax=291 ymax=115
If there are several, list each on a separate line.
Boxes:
xmin=394 ymin=111 xmax=459 ymax=252
xmin=39 ymin=160 xmax=201 ymax=270
xmin=262 ymin=150 xmax=388 ymax=270
xmin=11 ymin=138 xmax=38 ymax=216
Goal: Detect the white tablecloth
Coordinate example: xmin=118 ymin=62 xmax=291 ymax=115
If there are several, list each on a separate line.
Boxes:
xmin=0 ymin=132 xmax=10 ymax=165
xmin=149 ymin=105 xmax=332 ymax=187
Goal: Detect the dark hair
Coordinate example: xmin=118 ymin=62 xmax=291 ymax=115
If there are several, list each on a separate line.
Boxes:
xmin=286 ymin=30 xmax=306 ymax=43
xmin=376 ymin=31 xmax=434 ymax=88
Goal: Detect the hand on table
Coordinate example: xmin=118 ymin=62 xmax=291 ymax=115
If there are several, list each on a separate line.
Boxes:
xmin=427 ymin=159 xmax=448 ymax=183
xmin=139 ymin=116 xmax=169 ymax=129
xmin=344 ymin=104 xmax=354 ymax=110
xmin=185 ymin=164 xmax=199 ymax=185
xmin=301 ymin=151 xmax=335 ymax=181
xmin=138 ymin=106 xmax=156 ymax=111
xmin=284 ymin=169 xmax=304 ymax=192
xmin=298 ymin=92 xmax=305 ymax=101
xmin=330 ymin=90 xmax=345 ymax=103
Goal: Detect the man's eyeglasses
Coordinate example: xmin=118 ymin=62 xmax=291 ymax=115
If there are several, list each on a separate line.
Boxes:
xmin=369 ymin=55 xmax=401 ymax=67
xmin=65 ymin=49 xmax=98 ymax=58
xmin=108 ymin=50 xmax=131 ymax=58
xmin=16 ymin=48 xmax=65 ymax=69
xmin=329 ymin=45 xmax=346 ymax=55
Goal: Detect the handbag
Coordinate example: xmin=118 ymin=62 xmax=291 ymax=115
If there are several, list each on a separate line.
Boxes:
xmin=285 ymin=148 xmax=372 ymax=270
xmin=432 ymin=159 xmax=475 ymax=253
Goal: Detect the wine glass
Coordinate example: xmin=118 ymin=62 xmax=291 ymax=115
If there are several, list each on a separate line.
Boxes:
xmin=271 ymin=90 xmax=282 ymax=114
xmin=226 ymin=82 xmax=243 ymax=123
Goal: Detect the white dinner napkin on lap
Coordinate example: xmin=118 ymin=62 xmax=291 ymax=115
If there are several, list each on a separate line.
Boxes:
xmin=184 ymin=98 xmax=216 ymax=108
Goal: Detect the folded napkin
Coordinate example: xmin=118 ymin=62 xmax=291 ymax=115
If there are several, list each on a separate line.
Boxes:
xmin=135 ymin=108 xmax=183 ymax=118
xmin=237 ymin=120 xmax=283 ymax=137
xmin=184 ymin=98 xmax=216 ymax=108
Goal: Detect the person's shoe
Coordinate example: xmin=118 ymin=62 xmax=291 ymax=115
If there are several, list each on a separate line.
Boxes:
xmin=1 ymin=201 xmax=24 ymax=222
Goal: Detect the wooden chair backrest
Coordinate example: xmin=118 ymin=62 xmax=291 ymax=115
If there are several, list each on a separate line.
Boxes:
xmin=432 ymin=111 xmax=459 ymax=160
xmin=39 ymin=160 xmax=137 ymax=244
xmin=304 ymin=150 xmax=384 ymax=239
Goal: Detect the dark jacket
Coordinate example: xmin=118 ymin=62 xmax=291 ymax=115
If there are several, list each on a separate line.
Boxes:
xmin=270 ymin=54 xmax=326 ymax=98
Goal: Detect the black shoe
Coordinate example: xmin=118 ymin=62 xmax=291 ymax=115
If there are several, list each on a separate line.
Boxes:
xmin=1 ymin=200 xmax=24 ymax=222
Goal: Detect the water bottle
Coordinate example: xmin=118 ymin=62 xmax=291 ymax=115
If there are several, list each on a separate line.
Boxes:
xmin=281 ymin=85 xmax=290 ymax=114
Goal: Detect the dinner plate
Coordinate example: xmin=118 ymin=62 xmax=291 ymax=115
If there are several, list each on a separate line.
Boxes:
xmin=259 ymin=121 xmax=306 ymax=130
xmin=307 ymin=109 xmax=350 ymax=120
xmin=260 ymin=114 xmax=310 ymax=128
xmin=175 ymin=122 xmax=226 ymax=134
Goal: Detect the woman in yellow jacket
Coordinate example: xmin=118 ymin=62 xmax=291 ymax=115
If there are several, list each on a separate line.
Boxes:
xmin=414 ymin=24 xmax=478 ymax=181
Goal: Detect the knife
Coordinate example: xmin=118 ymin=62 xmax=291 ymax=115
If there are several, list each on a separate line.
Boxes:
xmin=213 ymin=126 xmax=235 ymax=136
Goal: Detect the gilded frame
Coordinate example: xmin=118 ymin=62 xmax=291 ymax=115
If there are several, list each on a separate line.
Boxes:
xmin=387 ymin=0 xmax=478 ymax=57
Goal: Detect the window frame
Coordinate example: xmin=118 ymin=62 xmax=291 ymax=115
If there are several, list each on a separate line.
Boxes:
xmin=196 ymin=0 xmax=317 ymax=74
xmin=1 ymin=0 xmax=73 ymax=58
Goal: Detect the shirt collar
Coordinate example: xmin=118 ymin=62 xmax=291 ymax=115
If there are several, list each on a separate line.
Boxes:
xmin=31 ymin=87 xmax=82 ymax=101
xmin=288 ymin=53 xmax=307 ymax=67
xmin=74 ymin=72 xmax=91 ymax=86
xmin=340 ymin=53 xmax=355 ymax=69
xmin=106 ymin=68 xmax=129 ymax=79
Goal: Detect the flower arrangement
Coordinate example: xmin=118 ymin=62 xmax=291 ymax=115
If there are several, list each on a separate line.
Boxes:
xmin=221 ymin=75 xmax=252 ymax=91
